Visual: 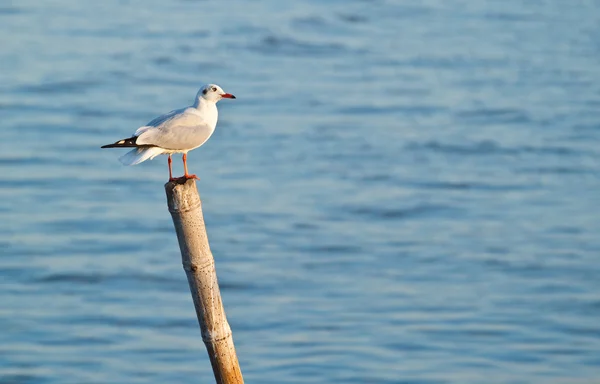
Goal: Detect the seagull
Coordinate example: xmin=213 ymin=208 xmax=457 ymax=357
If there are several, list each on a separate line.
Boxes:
xmin=101 ymin=84 xmax=236 ymax=181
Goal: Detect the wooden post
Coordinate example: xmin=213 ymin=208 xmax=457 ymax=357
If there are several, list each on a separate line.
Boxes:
xmin=165 ymin=179 xmax=244 ymax=384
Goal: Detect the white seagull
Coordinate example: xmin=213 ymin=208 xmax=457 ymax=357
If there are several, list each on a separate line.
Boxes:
xmin=102 ymin=84 xmax=236 ymax=181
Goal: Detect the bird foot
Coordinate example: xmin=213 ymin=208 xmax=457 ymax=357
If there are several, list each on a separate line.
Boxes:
xmin=168 ymin=174 xmax=199 ymax=183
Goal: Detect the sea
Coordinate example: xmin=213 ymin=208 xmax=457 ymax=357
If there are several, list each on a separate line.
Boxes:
xmin=1 ymin=0 xmax=599 ymax=383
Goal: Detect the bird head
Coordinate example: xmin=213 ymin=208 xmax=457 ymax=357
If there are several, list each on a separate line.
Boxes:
xmin=198 ymin=84 xmax=236 ymax=102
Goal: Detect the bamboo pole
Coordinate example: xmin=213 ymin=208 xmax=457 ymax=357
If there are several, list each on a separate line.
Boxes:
xmin=165 ymin=179 xmax=244 ymax=384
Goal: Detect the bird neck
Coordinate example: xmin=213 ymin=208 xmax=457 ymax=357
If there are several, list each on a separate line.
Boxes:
xmin=193 ymin=97 xmax=219 ymax=127
xmin=194 ymin=96 xmax=214 ymax=109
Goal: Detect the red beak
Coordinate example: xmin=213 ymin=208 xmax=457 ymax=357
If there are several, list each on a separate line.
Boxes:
xmin=221 ymin=93 xmax=236 ymax=99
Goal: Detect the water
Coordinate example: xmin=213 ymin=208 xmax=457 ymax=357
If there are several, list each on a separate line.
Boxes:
xmin=2 ymin=0 xmax=600 ymax=383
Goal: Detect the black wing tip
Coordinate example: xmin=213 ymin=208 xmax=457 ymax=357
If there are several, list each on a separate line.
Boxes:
xmin=101 ymin=137 xmax=138 ymax=148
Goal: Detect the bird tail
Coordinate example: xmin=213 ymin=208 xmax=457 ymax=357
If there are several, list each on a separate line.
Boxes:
xmin=118 ymin=147 xmax=164 ymax=166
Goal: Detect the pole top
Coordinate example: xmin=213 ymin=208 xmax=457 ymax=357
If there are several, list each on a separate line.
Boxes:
xmin=165 ymin=179 xmax=201 ymax=213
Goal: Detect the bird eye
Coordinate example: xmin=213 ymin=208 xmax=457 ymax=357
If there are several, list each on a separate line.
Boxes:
xmin=202 ymin=89 xmax=207 ymax=95
xmin=211 ymin=87 xmax=217 ymax=92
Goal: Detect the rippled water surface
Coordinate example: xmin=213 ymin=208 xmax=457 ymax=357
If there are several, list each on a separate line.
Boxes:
xmin=2 ymin=1 xmax=600 ymax=383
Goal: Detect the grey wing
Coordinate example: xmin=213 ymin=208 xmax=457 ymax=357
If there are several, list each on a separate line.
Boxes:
xmin=146 ymin=108 xmax=186 ymax=127
xmin=132 ymin=108 xmax=187 ymax=137
xmin=136 ymin=111 xmax=215 ymax=150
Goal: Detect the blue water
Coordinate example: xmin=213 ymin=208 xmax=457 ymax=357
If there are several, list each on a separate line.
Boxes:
xmin=2 ymin=1 xmax=600 ymax=383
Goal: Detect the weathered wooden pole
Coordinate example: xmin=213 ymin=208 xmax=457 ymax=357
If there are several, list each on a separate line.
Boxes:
xmin=165 ymin=179 xmax=244 ymax=384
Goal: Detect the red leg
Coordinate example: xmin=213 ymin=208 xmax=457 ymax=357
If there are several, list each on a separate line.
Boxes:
xmin=182 ymin=153 xmax=198 ymax=180
xmin=167 ymin=155 xmax=175 ymax=182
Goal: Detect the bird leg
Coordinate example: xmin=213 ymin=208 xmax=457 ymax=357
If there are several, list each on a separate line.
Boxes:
xmin=182 ymin=153 xmax=199 ymax=180
xmin=167 ymin=155 xmax=175 ymax=182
